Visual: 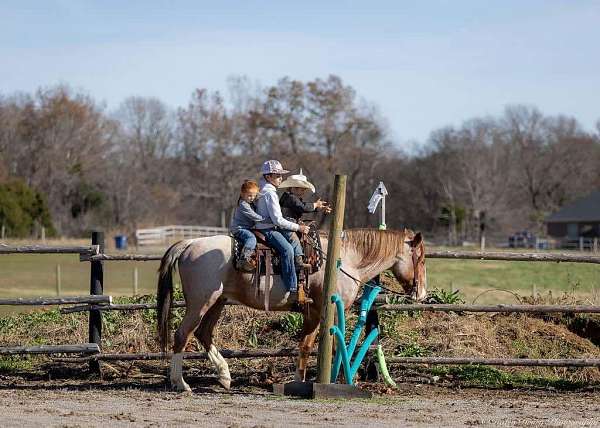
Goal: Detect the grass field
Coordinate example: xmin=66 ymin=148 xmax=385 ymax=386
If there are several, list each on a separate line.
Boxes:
xmin=0 ymin=241 xmax=599 ymax=310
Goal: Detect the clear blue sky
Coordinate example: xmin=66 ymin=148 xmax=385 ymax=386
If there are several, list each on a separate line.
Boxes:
xmin=2 ymin=0 xmax=599 ymax=147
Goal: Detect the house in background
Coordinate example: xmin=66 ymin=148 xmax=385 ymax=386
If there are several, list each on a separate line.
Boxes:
xmin=545 ymin=191 xmax=600 ymax=249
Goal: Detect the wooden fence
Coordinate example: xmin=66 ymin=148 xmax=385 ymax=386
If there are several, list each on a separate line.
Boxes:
xmin=2 ymin=232 xmax=600 ymax=375
xmin=135 ymin=225 xmax=228 ymax=247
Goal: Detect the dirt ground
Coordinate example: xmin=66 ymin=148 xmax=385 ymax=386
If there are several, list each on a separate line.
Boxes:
xmin=1 ymin=375 xmax=599 ymax=427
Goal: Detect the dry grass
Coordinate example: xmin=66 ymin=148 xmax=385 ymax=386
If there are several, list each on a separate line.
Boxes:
xmin=2 ymin=293 xmax=600 ymax=386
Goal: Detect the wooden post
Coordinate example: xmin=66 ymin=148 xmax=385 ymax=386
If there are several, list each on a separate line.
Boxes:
xmin=133 ymin=267 xmax=139 ymax=296
xmin=89 ymin=231 xmax=104 ymax=374
xmin=41 ymin=227 xmax=46 ymax=242
xmin=580 ymin=236 xmax=584 ymax=252
xmin=55 ymin=265 xmax=61 ymax=296
xmin=594 ymin=238 xmax=598 ymax=254
xmin=1 ymin=225 xmax=5 ymax=240
xmin=316 ymin=174 xmax=346 ymax=385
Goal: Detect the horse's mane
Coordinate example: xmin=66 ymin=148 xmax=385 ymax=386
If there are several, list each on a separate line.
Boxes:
xmin=321 ymin=228 xmax=414 ymax=269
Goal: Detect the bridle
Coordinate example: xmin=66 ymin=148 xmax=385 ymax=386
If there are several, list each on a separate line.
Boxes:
xmin=410 ymin=242 xmax=424 ymax=295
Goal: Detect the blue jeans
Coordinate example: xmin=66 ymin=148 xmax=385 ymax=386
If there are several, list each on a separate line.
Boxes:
xmin=262 ymin=229 xmax=297 ymax=292
xmin=279 ymin=230 xmax=303 ymax=258
xmin=232 ymin=229 xmax=257 ymax=258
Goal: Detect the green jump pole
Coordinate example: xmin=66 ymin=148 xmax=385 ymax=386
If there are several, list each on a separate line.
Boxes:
xmin=316 ymin=174 xmax=347 ymax=384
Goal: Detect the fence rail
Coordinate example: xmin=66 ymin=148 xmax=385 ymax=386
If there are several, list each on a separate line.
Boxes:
xmin=81 ymin=249 xmax=600 ymax=263
xmin=0 ymin=344 xmax=100 ymax=355
xmin=427 ymin=250 xmax=600 ymax=264
xmin=377 ymin=303 xmax=600 ymax=314
xmin=0 ymin=244 xmax=99 ymax=255
xmin=385 ymin=356 xmax=600 ymax=367
xmin=55 ymin=348 xmax=316 ymax=362
xmin=0 ymin=295 xmax=111 ymax=306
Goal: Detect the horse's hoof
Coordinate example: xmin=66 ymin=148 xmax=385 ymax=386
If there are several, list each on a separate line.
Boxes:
xmin=171 ymin=381 xmax=192 ymax=393
xmin=218 ymin=377 xmax=231 ymax=390
xmin=294 ymin=370 xmax=303 ymax=382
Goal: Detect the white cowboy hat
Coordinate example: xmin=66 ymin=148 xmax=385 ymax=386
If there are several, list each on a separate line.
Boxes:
xmin=279 ymin=169 xmax=316 ymax=193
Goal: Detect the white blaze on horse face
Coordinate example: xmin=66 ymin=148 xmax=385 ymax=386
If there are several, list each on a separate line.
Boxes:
xmin=417 ymin=264 xmax=428 ymax=300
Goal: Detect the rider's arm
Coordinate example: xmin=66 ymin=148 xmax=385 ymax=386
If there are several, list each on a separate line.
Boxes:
xmin=264 ymin=192 xmax=300 ymax=231
xmin=288 ymin=193 xmax=316 ymax=213
xmin=239 ymin=201 xmax=264 ymax=223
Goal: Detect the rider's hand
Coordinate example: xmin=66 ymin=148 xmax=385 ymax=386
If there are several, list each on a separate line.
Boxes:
xmin=315 ymin=199 xmax=329 ymax=210
xmin=298 ymin=225 xmax=310 ymax=234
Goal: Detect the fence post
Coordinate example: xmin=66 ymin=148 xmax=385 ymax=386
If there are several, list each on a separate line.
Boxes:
xmin=133 ymin=267 xmax=139 ymax=296
xmin=594 ymin=238 xmax=598 ymax=254
xmin=55 ymin=265 xmax=61 ymax=296
xmin=89 ymin=231 xmax=104 ymax=374
xmin=316 ymin=174 xmax=347 ymax=385
xmin=580 ymin=237 xmax=584 ymax=252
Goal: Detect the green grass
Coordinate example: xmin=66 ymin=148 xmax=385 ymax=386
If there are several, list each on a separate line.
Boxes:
xmin=0 ymin=253 xmax=161 ymax=314
xmin=1 ymin=250 xmax=599 ymax=311
xmin=428 ymin=365 xmax=591 ymax=390
xmin=0 ymin=254 xmax=160 ymax=296
xmin=427 ymin=258 xmax=600 ymax=304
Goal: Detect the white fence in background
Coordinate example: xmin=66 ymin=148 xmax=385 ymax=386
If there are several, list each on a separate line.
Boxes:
xmin=135 ymin=225 xmax=228 ymax=247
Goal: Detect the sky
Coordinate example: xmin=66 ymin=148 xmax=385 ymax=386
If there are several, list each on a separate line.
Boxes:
xmin=1 ymin=0 xmax=599 ymax=148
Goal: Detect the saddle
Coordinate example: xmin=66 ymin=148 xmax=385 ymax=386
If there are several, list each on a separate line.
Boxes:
xmin=232 ymin=223 xmax=323 ymax=312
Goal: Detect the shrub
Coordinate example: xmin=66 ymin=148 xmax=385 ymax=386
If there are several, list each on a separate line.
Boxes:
xmin=0 ymin=180 xmax=55 ymax=237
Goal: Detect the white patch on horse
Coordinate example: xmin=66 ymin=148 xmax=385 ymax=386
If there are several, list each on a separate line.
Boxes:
xmin=208 ymin=344 xmax=231 ymax=389
xmin=170 ymin=353 xmax=191 ymax=392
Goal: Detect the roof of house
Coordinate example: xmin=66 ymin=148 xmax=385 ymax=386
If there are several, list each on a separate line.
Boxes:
xmin=545 ymin=191 xmax=600 ymax=223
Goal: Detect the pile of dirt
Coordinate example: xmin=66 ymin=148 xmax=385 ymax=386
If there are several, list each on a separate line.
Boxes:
xmin=381 ymin=310 xmax=600 ymax=384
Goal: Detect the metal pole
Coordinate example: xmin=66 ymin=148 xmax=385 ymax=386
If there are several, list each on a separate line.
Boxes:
xmin=316 ymin=174 xmax=347 ymax=384
xmin=380 ymin=195 xmax=385 ymax=229
xmin=89 ymin=231 xmax=104 ymax=374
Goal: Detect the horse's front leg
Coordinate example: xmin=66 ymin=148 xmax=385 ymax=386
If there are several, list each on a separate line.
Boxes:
xmin=294 ymin=308 xmax=320 ymax=382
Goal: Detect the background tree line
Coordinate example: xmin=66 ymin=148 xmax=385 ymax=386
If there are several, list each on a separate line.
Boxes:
xmin=0 ymin=75 xmax=599 ymax=243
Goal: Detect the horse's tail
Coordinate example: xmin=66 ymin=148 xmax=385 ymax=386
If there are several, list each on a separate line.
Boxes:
xmin=157 ymin=239 xmax=194 ymax=353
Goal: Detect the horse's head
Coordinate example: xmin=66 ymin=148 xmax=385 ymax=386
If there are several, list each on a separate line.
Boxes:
xmin=391 ymin=229 xmax=427 ymax=301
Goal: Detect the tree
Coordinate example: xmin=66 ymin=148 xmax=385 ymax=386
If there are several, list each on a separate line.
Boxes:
xmin=0 ymin=180 xmax=55 ymax=237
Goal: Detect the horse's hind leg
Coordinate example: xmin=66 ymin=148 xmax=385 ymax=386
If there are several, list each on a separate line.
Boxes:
xmin=170 ymin=307 xmax=207 ymax=392
xmin=194 ymin=298 xmax=231 ymax=389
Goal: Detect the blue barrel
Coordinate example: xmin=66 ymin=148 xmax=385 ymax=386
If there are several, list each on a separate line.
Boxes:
xmin=114 ymin=235 xmax=127 ymax=250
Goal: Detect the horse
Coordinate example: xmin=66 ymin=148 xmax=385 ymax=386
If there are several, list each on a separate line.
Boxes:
xmin=156 ymin=228 xmax=427 ymax=392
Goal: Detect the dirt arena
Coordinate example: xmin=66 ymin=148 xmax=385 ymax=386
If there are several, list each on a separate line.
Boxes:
xmin=2 ymin=378 xmax=599 ymax=427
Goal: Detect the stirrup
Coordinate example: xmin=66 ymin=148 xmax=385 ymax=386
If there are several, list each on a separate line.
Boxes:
xmin=295 ymin=262 xmax=312 ymax=272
